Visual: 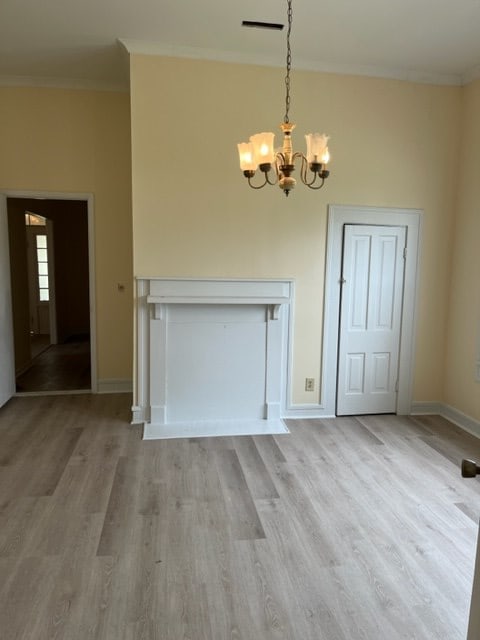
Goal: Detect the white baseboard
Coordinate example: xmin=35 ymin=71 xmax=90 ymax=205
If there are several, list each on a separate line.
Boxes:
xmin=286 ymin=401 xmax=480 ymax=439
xmin=97 ymin=379 xmax=133 ymax=394
xmin=411 ymin=401 xmax=480 ymax=439
xmin=132 ymin=403 xmax=336 ymax=425
xmin=283 ymin=404 xmax=336 ymax=419
xmin=131 ymin=405 xmax=147 ymax=425
xmin=410 ymin=402 xmax=445 ymax=416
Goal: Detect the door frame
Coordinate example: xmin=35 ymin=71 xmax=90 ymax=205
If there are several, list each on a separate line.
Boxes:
xmin=0 ymin=195 xmax=15 ymax=407
xmin=323 ymin=205 xmax=422 ymax=416
xmin=45 ymin=219 xmax=58 ymax=344
xmin=1 ymin=189 xmax=97 ymax=393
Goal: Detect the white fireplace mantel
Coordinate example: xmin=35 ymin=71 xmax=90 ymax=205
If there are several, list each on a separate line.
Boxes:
xmin=146 ymin=278 xmax=291 ymax=305
xmin=133 ymin=278 xmax=293 ymax=439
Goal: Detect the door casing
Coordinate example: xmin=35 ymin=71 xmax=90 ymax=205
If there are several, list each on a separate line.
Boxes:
xmin=323 ymin=205 xmax=422 ymax=416
xmin=0 ymin=194 xmax=15 ymax=407
xmin=1 ymin=189 xmax=97 ymax=394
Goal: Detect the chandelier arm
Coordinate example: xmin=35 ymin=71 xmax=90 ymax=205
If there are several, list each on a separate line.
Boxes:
xmin=247 ymin=170 xmax=278 ymax=188
xmin=247 ymin=174 xmax=270 ymax=190
xmin=305 ymin=176 xmax=326 ymax=190
xmin=275 ymin=151 xmax=287 ymax=165
xmin=299 ymin=154 xmax=310 ymax=184
xmin=265 ymin=171 xmax=278 ymax=186
xmin=301 ymin=172 xmax=321 ymax=187
xmin=297 ymin=154 xmax=326 ymax=188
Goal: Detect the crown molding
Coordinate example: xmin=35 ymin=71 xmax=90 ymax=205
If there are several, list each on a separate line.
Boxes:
xmin=119 ymin=38 xmax=464 ymax=87
xmin=0 ymin=74 xmax=128 ymax=93
xmin=0 ymin=41 xmax=474 ymax=91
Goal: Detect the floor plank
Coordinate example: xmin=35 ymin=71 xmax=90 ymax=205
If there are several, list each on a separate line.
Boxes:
xmin=214 ymin=448 xmax=266 ymax=541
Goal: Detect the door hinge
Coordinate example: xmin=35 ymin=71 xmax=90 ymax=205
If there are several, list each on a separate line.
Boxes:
xmin=339 ymin=277 xmax=346 ymax=285
xmin=403 ymin=247 xmax=407 ymax=260
xmin=395 ymin=379 xmax=399 ymax=392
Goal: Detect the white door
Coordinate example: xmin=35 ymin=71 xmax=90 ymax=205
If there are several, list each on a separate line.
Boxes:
xmin=0 ymin=195 xmax=15 ymax=408
xmin=337 ymin=224 xmax=406 ymax=415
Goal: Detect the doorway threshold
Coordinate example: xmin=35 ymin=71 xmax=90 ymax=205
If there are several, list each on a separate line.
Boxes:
xmin=14 ymin=389 xmax=92 ymax=397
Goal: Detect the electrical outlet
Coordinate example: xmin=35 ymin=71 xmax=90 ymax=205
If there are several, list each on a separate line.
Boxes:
xmin=305 ymin=378 xmax=315 ymax=392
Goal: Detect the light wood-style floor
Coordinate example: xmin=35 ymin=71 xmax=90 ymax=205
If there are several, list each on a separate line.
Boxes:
xmin=1 ymin=394 xmax=480 ymax=639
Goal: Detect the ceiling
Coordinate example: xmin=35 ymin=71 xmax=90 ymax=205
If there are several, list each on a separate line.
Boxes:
xmin=1 ymin=0 xmax=480 ymax=90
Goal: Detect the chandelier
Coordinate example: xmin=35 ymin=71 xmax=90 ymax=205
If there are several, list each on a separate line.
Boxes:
xmin=237 ymin=0 xmax=331 ymax=197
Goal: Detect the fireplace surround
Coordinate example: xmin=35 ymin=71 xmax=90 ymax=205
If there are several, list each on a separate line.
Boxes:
xmin=132 ymin=278 xmax=293 ymax=439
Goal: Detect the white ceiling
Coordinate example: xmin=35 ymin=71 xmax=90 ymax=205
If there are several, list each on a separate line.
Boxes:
xmin=1 ymin=0 xmax=480 ymax=90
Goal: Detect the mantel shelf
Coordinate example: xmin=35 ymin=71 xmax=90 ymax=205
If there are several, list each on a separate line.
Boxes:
xmin=146 ymin=295 xmax=290 ymax=305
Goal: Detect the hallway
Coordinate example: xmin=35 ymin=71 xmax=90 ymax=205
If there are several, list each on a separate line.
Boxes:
xmin=15 ymin=336 xmax=91 ymax=392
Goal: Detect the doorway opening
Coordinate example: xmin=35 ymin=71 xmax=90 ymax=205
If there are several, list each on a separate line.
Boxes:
xmin=6 ymin=196 xmax=95 ymax=394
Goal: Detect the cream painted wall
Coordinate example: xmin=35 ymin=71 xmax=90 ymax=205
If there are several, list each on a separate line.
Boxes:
xmin=0 ymin=87 xmax=133 ymax=382
xmin=444 ymin=79 xmax=480 ymax=422
xmin=130 ymin=54 xmax=461 ymax=405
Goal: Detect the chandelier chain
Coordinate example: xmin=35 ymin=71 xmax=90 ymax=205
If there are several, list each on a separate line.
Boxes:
xmin=284 ymin=0 xmax=293 ymax=124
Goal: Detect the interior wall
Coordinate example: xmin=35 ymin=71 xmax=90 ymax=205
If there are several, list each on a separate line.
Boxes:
xmin=444 ymin=79 xmax=480 ymax=422
xmin=130 ymin=54 xmax=461 ymax=405
xmin=0 ymin=87 xmax=133 ymax=383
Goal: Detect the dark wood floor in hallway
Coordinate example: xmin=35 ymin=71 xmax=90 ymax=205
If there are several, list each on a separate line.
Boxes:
xmin=1 ymin=394 xmax=480 ymax=639
xmin=15 ymin=337 xmax=91 ymax=393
